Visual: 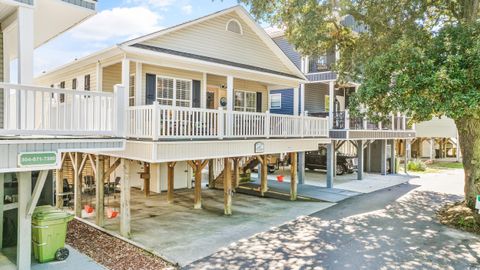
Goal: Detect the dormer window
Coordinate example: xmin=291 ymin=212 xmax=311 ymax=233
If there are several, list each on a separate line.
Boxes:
xmin=226 ymin=19 xmax=243 ymax=35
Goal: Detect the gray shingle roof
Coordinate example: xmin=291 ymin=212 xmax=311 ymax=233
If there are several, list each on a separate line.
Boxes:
xmin=131 ymin=43 xmax=303 ymax=80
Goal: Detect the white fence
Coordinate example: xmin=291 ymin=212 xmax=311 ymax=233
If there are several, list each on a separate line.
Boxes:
xmin=127 ymin=102 xmax=329 ymax=140
xmin=0 ymin=83 xmax=120 ymax=136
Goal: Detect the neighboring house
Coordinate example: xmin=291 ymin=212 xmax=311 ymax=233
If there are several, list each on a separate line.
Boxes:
xmin=34 ymin=6 xmax=330 ymax=240
xmin=0 ymin=1 xmax=126 ymax=270
xmin=413 ymin=117 xmax=460 ymax=160
xmin=266 ymin=22 xmax=416 ymax=181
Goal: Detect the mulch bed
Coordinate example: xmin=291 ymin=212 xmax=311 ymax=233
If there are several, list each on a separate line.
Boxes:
xmin=437 ymin=201 xmax=480 ymax=235
xmin=66 ymin=219 xmax=177 ymax=270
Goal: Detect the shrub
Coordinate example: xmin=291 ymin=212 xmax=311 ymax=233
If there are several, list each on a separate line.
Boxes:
xmin=407 ymin=159 xmax=427 ymax=171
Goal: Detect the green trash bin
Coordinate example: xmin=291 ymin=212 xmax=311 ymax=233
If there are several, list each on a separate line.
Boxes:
xmin=32 ymin=205 xmax=74 ymax=263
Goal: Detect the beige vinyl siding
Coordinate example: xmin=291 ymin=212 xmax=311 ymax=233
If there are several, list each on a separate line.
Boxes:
xmin=207 ymin=74 xmax=268 ymax=112
xmin=35 ymin=63 xmax=97 ymax=91
xmin=102 ymin=63 xmax=122 ymax=92
xmin=141 ymin=11 xmax=292 ymax=76
xmin=141 ymin=64 xmax=203 ymax=105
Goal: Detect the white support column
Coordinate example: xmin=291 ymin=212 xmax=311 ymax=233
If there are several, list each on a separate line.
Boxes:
xmin=357 ymin=140 xmax=364 ymax=180
xmin=293 ymin=87 xmax=299 ymax=116
xmin=300 ymin=83 xmax=305 ymax=114
xmin=326 ymin=143 xmax=335 ymax=188
xmin=226 ymin=75 xmax=234 ymax=112
xmin=0 ymin=173 xmax=4 ymax=249
xmin=135 ymin=62 xmax=142 ymax=105
xmin=430 ymin=138 xmax=435 ymax=160
xmin=201 ymin=73 xmax=207 ymax=108
xmin=17 ymin=6 xmax=34 ymax=84
xmin=380 ymin=140 xmax=387 ymax=175
xmin=405 ymin=139 xmax=411 ymax=172
xmin=328 ymin=81 xmax=335 ymax=128
xmin=390 ymin=139 xmax=396 ymax=174
xmin=17 ymin=171 xmax=32 ymax=270
xmin=120 ymin=159 xmax=131 ymax=238
xmin=95 ymin=61 xmax=103 ymax=92
xmin=121 ymin=58 xmax=130 ymax=109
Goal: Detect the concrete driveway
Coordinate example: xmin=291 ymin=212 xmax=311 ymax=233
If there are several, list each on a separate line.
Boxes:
xmin=186 ymin=169 xmax=480 ymax=269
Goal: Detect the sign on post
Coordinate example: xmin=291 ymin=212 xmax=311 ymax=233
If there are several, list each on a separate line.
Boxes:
xmin=18 ymin=152 xmax=58 ymax=168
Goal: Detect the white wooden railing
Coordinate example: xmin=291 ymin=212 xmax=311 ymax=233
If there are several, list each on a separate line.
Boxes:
xmin=0 ymin=83 xmax=122 ymax=136
xmin=126 ymin=102 xmax=329 ymax=140
xmin=332 ymin=109 xmax=415 ymax=131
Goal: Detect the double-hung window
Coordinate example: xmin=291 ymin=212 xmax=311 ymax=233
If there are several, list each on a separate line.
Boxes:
xmin=156 ymin=76 xmax=192 ymax=107
xmin=234 ymin=90 xmax=256 ymax=112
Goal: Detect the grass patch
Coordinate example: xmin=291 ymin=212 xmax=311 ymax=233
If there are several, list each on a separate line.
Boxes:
xmin=430 ymin=161 xmax=463 ymax=169
xmin=437 ymin=202 xmax=480 ymax=235
xmin=407 ymin=159 xmax=427 ymax=172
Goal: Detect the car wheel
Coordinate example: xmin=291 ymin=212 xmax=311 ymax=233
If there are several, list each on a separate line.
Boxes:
xmin=307 ymin=167 xmax=315 ymax=171
xmin=336 ymin=164 xmax=345 ymax=175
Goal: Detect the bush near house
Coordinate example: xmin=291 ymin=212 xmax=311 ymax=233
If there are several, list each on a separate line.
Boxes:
xmin=407 ymin=160 xmax=427 ymax=172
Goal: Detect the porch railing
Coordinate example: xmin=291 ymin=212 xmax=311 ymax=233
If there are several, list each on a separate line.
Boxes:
xmin=126 ymin=102 xmax=329 ymax=140
xmin=309 ymin=110 xmax=414 ymax=131
xmin=0 ymin=83 xmax=121 ymax=137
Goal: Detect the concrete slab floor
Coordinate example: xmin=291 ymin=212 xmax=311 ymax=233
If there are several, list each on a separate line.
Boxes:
xmin=85 ymin=188 xmax=334 ymax=266
xmin=252 ymin=166 xmax=414 ymax=193
xmin=0 ymin=245 xmax=104 ymax=270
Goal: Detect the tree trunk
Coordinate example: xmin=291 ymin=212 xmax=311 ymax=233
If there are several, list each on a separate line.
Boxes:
xmin=455 ymin=116 xmax=480 ymax=222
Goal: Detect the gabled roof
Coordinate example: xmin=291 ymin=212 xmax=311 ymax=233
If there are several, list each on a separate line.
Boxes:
xmin=121 ymin=5 xmax=306 ymax=81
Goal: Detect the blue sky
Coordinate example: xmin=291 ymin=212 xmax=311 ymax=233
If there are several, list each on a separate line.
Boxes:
xmin=35 ymin=0 xmax=243 ymax=76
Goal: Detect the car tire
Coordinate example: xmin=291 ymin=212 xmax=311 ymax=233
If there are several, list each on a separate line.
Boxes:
xmin=336 ymin=164 xmax=345 ymax=175
xmin=307 ymin=167 xmax=315 ymax=171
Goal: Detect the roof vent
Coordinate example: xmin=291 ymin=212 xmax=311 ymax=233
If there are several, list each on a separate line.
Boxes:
xmin=226 ymin=19 xmax=243 ymax=35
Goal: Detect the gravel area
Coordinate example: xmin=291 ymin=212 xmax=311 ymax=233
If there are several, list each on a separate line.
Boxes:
xmin=66 ymin=219 xmax=176 ymax=270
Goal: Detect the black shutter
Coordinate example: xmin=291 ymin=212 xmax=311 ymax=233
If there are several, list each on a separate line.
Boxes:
xmin=146 ymin=73 xmax=156 ymax=105
xmin=256 ymin=92 xmax=262 ymax=112
xmin=192 ymin=80 xmax=201 ymax=108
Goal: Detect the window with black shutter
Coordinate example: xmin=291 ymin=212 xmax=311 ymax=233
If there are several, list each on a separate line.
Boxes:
xmin=59 ymin=81 xmax=65 ymax=103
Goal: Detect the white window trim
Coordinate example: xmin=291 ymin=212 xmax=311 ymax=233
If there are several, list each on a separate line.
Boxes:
xmin=155 ymin=75 xmax=193 ymax=108
xmin=270 ymin=93 xmax=282 ymax=109
xmin=225 ymin=18 xmax=243 ymax=35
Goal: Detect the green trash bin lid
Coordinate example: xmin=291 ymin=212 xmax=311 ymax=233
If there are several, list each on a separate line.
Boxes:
xmin=33 ymin=205 xmax=73 ymax=221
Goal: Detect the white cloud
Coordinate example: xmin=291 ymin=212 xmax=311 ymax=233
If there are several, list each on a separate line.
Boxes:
xmin=127 ymin=0 xmax=175 ymax=8
xmin=70 ymin=7 xmax=163 ymax=42
xmin=181 ymin=4 xmax=193 ymax=14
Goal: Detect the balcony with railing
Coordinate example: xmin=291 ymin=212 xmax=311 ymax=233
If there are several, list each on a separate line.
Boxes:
xmin=126 ymin=103 xmax=329 ymax=141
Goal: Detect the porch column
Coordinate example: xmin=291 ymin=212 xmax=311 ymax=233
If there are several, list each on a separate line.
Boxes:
xmin=404 ymin=139 xmax=410 ymax=173
xmin=290 ymin=152 xmax=298 ymax=200
xmin=193 ymin=160 xmax=203 ymax=210
xmin=430 ymin=138 xmax=434 ymax=160
xmin=224 ymin=158 xmax=232 ymax=215
xmin=95 ymin=61 xmax=103 ymax=91
xmin=233 ymin=157 xmax=240 ymax=189
xmin=0 ymin=174 xmax=4 ymax=249
xmin=380 ymin=140 xmax=387 ymax=175
xmin=357 ymin=140 xmax=364 ymax=180
xmin=366 ymin=142 xmax=372 ymax=172
xmin=300 ymin=83 xmax=305 ymax=115
xmin=95 ymin=156 xmax=105 ymax=227
xmin=390 ymin=139 xmax=396 ymax=174
xmin=135 ymin=62 xmax=142 ymax=105
xmin=328 ymin=81 xmax=335 ymax=128
xmin=226 ymin=75 xmax=234 ymax=112
xmin=120 ymin=159 xmax=131 ymax=238
xmin=121 ymin=58 xmax=131 ymax=108
xmin=326 ymin=143 xmax=335 ymax=188
xmin=17 ymin=171 xmax=32 ymax=270
xmin=167 ymin=162 xmax=176 ymax=203
xmin=201 ymin=73 xmax=207 ymax=108
xmin=293 ymin=87 xmax=299 ymax=116
xmin=17 ymin=6 xmax=34 ymax=84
